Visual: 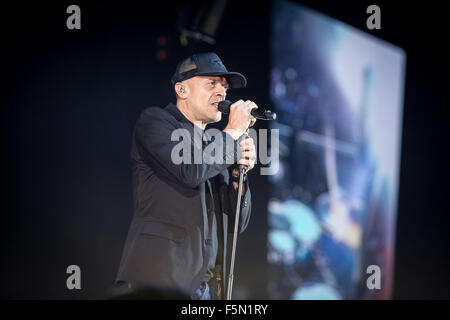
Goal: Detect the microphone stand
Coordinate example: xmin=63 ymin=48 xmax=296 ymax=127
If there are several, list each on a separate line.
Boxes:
xmin=226 ymin=130 xmax=248 ymax=300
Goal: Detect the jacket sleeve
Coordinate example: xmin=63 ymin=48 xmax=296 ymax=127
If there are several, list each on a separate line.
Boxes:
xmin=135 ymin=107 xmax=240 ymax=189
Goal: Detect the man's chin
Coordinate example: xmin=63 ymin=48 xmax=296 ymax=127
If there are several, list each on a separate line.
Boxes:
xmin=207 ymin=111 xmax=222 ymax=123
xmin=214 ymin=112 xmax=222 ymax=122
xmin=205 ymin=104 xmax=222 ymax=123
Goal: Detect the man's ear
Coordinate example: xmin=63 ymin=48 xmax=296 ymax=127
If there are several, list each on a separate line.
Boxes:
xmin=175 ymin=82 xmax=188 ymax=99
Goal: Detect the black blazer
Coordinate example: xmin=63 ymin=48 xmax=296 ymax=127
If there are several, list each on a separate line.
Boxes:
xmin=115 ymin=103 xmax=252 ymax=296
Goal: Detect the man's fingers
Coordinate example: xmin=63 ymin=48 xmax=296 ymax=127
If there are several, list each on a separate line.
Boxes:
xmin=230 ymin=99 xmax=244 ymax=110
xmin=240 ymin=145 xmax=255 ymax=156
xmin=239 ymin=148 xmax=255 ymax=159
xmin=238 ymin=158 xmax=255 ymax=172
xmin=240 ymin=137 xmax=255 ymax=147
xmin=240 ymin=151 xmax=255 ymax=159
xmin=244 ymin=100 xmax=257 ymax=110
xmin=239 ymin=143 xmax=255 ymax=153
xmin=235 ymin=100 xmax=258 ymax=116
xmin=238 ymin=158 xmax=251 ymax=165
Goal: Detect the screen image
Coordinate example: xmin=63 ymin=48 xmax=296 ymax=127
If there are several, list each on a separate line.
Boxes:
xmin=268 ymin=0 xmax=406 ymax=299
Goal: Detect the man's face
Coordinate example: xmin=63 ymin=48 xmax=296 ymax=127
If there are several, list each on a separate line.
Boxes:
xmin=184 ymin=76 xmax=229 ymax=124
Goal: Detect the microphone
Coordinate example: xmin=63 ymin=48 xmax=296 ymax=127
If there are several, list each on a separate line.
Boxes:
xmin=218 ymin=100 xmax=277 ymax=120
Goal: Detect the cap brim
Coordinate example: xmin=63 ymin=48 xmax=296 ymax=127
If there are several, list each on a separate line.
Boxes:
xmin=195 ymin=71 xmax=247 ymax=88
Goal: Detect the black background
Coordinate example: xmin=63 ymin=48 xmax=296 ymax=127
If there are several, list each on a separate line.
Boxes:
xmin=1 ymin=0 xmax=449 ymax=299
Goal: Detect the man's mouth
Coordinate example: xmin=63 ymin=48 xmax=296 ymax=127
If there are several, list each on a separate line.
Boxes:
xmin=210 ymin=101 xmax=221 ymax=108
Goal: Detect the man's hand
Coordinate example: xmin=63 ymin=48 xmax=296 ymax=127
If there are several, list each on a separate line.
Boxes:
xmin=230 ymin=136 xmax=256 ymax=193
xmin=238 ymin=136 xmax=256 ymax=173
xmin=223 ymin=100 xmax=258 ymax=140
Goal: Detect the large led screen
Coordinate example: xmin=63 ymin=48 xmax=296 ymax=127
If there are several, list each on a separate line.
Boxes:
xmin=268 ymin=0 xmax=406 ymax=299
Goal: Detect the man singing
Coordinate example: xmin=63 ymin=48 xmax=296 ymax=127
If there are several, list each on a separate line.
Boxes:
xmin=115 ymin=52 xmax=257 ymax=300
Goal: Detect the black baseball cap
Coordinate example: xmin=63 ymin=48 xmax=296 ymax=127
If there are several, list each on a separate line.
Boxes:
xmin=171 ymin=52 xmax=247 ymax=88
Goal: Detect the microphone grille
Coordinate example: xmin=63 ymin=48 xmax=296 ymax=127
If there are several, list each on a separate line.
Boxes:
xmin=217 ymin=100 xmax=232 ymax=114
